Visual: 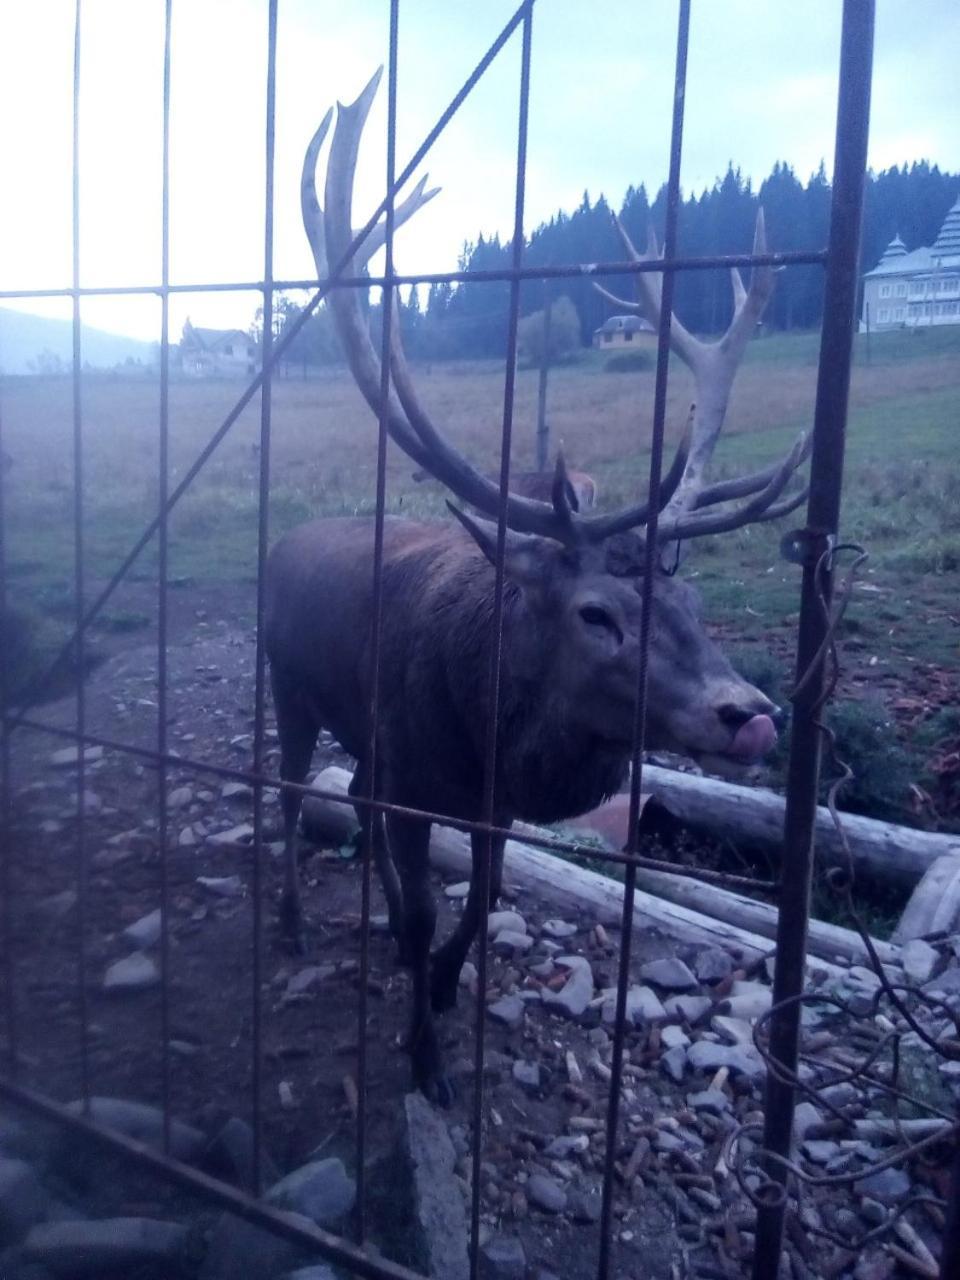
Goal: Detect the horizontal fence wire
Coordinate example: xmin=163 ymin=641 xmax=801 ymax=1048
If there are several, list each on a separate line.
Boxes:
xmin=0 ymin=249 xmax=828 ymax=302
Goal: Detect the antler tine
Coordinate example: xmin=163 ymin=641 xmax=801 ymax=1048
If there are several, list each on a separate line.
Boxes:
xmin=551 ymin=450 xmax=579 ymax=538
xmin=318 ymin=73 xmax=592 ymax=545
xmin=663 ymin=430 xmax=808 ymax=542
xmin=301 ymin=107 xmax=334 ymax=277
xmin=693 ymin=431 xmax=812 ymax=508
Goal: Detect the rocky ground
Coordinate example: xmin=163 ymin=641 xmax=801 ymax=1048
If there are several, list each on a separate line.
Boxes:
xmin=1 ymin=606 xmax=959 ymax=1279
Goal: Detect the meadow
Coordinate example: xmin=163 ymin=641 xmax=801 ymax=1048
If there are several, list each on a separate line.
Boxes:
xmin=2 ymin=322 xmax=959 ymax=828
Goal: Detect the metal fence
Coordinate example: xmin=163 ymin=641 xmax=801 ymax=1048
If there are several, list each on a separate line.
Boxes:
xmin=2 ymin=1 xmax=955 ymax=1278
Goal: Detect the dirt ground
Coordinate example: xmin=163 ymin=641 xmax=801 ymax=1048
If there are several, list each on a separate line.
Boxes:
xmin=2 ymin=584 xmax=956 ymax=1279
xmin=2 ymin=587 xmax=690 ymax=1279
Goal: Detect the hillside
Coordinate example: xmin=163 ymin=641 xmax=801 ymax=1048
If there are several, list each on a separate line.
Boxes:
xmin=0 ymin=306 xmax=157 ymax=375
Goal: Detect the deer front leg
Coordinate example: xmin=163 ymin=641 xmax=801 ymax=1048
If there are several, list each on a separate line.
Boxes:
xmin=387 ymin=810 xmax=452 ymax=1106
xmin=430 ymin=829 xmax=506 ymax=1014
xmin=271 ymin=668 xmax=319 ymax=954
xmin=349 ymin=761 xmax=407 ymax=963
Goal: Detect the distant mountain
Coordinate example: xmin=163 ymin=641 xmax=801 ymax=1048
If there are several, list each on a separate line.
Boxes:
xmin=0 ymin=306 xmax=158 ymax=375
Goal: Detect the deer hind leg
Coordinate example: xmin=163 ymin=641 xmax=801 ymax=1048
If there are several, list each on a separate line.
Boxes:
xmin=348 ymin=760 xmax=406 ymax=962
xmin=387 ymin=810 xmax=452 ymax=1106
xmin=430 ymin=830 xmax=506 ymax=1014
xmin=271 ymin=667 xmax=319 ymax=954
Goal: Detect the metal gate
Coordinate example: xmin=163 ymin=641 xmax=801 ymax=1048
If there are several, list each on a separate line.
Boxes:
xmin=2 ymin=2 xmax=957 ymax=1277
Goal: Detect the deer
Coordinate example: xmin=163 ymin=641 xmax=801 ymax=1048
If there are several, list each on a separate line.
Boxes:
xmin=264 ymin=70 xmax=808 ymax=1103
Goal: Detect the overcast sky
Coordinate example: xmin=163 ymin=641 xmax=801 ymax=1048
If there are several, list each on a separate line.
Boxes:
xmin=1 ymin=0 xmax=958 ymax=342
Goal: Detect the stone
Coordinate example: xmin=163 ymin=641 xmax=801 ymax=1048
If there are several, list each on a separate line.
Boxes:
xmin=222 ymin=782 xmax=253 ymax=800
xmin=694 ymin=947 xmax=733 ymax=984
xmin=640 ymin=957 xmax=698 ymax=991
xmin=488 ymin=911 xmax=526 ymax=937
xmin=542 ymin=956 xmax=594 ymax=1020
xmin=541 ymin=919 xmax=577 ymax=940
xmin=685 ymin=1041 xmax=732 ymax=1074
xmin=18 ymin=1219 xmax=186 ymax=1274
xmin=487 ymin=996 xmax=524 ymax=1028
xmin=200 ymin=1210 xmax=315 ymax=1280
xmin=512 ymin=1060 xmax=540 ymax=1091
xmin=404 ymin=1093 xmax=469 ymax=1280
xmin=492 ymin=931 xmax=534 ymax=955
xmin=602 ymin=985 xmax=665 ymax=1026
xmin=284 ymin=1268 xmax=337 ymax=1280
xmin=50 ymin=745 xmax=103 ymax=767
xmin=63 ymin=1098 xmax=205 ymax=1163
xmin=196 ymin=875 xmax=244 ymax=898
xmin=566 ymin=1186 xmax=602 ymax=1223
xmin=724 ymin=980 xmax=772 ymax=1020
xmin=267 ymin=1158 xmax=355 ymax=1227
xmin=687 ymin=1089 xmax=730 ymax=1115
xmin=167 ymin=786 xmax=193 ymax=809
xmin=854 ymin=1166 xmax=911 ymax=1202
xmin=901 ymin=938 xmax=939 ymax=986
xmin=103 ymin=953 xmax=160 ymax=993
xmin=285 ymin=966 xmax=335 ymax=997
xmin=122 ymin=909 xmax=162 ymax=950
xmin=444 ymin=881 xmax=470 ymax=899
xmin=802 ymin=1140 xmax=841 ymax=1164
xmin=0 ymin=1157 xmax=47 ymax=1246
xmin=792 ymin=1102 xmax=823 ymax=1143
xmin=660 ymin=1046 xmax=687 ymax=1083
xmin=526 ymin=1173 xmax=566 ymax=1214
xmin=207 ymin=823 xmax=254 ymax=847
xmin=664 ymin=995 xmax=711 ymax=1023
xmin=543 ymin=1135 xmax=589 ymax=1159
xmin=660 ymin=1024 xmax=690 ymax=1050
xmin=480 ymin=1233 xmax=526 ymax=1279
xmin=203 ymin=1117 xmax=279 ymax=1194
xmin=711 ymin=1015 xmax=754 ymax=1046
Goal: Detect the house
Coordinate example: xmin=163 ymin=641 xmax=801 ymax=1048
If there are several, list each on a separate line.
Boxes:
xmin=179 ymin=319 xmax=259 ymax=376
xmin=592 ymin=314 xmax=656 ymax=348
xmin=860 ymin=197 xmax=960 ymax=331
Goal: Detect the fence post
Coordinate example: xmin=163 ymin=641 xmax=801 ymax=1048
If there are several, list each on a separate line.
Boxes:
xmin=751 ymin=3 xmax=875 ymax=1277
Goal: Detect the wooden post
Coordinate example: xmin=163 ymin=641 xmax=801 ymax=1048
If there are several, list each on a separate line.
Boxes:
xmin=535 ymin=289 xmax=552 ymax=471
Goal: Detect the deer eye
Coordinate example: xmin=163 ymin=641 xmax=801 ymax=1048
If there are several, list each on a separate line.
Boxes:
xmin=579 ymin=605 xmax=623 ymax=644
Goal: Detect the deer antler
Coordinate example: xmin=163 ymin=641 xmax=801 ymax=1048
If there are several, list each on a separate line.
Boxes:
xmin=594 ymin=210 xmax=809 ymax=542
xmin=305 ymin=71 xmax=689 ymax=548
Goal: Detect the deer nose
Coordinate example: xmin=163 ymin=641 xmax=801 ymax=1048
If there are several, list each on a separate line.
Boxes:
xmin=717 ymin=702 xmax=765 ymax=730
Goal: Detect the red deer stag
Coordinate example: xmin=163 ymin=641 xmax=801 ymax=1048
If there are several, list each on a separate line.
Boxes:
xmin=265 ymin=71 xmax=806 ymax=1102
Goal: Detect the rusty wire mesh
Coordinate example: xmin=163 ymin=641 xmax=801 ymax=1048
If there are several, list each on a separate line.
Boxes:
xmin=3 ymin=1 xmax=956 ymax=1278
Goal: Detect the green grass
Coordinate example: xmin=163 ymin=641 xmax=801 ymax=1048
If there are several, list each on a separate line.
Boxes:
xmin=2 ymin=326 xmax=959 ymax=831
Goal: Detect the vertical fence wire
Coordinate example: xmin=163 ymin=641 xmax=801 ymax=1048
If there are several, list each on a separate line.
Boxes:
xmin=70 ymin=0 xmax=91 ymax=1111
xmin=468 ymin=6 xmax=534 ymax=1278
xmin=0 ymin=378 xmax=12 ymax=1077
xmin=595 ymin=2 xmax=691 ymax=1275
xmin=355 ymin=0 xmax=401 ymax=1245
xmin=752 ymin=2 xmax=876 ymax=1276
xmin=156 ymin=0 xmax=174 ymax=1158
xmin=250 ymin=0 xmax=280 ymax=1196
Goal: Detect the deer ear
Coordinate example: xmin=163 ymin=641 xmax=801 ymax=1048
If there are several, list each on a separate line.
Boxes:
xmin=447 ymin=503 xmax=548 ymax=586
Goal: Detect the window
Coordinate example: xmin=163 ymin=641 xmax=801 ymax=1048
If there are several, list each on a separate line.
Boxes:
xmin=624 ymin=330 xmax=633 ymax=342
xmin=896 ymin=283 xmax=906 ymax=296
xmin=946 ymin=277 xmax=959 ymax=293
xmin=879 ymin=284 xmax=891 ymax=298
xmin=878 ymin=308 xmax=889 ymax=322
xmin=224 ymin=344 xmax=234 ymax=356
xmin=895 ymin=308 xmax=905 ymax=320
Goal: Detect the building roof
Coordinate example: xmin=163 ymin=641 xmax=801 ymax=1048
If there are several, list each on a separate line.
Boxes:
xmin=181 ymin=320 xmax=255 ymax=352
xmin=933 ymin=196 xmax=960 ymax=257
xmin=594 ymin=314 xmax=655 ymax=335
xmin=864 ymin=197 xmax=960 ymax=278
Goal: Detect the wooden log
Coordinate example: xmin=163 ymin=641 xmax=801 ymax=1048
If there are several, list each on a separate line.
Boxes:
xmin=304 ymin=767 xmax=872 ymax=977
xmin=625 ymin=765 xmax=960 ymax=891
xmin=893 ymin=854 xmax=960 ymax=943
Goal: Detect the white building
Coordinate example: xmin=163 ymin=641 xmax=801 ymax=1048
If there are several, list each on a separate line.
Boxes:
xmin=179 ymin=319 xmax=259 ymax=376
xmin=860 ymin=197 xmax=960 ymax=331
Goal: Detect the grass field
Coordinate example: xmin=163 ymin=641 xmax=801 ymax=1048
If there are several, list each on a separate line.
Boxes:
xmin=2 ymin=323 xmax=959 ymax=828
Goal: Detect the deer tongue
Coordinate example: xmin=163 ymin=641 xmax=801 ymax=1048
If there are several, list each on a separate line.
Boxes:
xmin=729 ymin=714 xmax=777 ymax=761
